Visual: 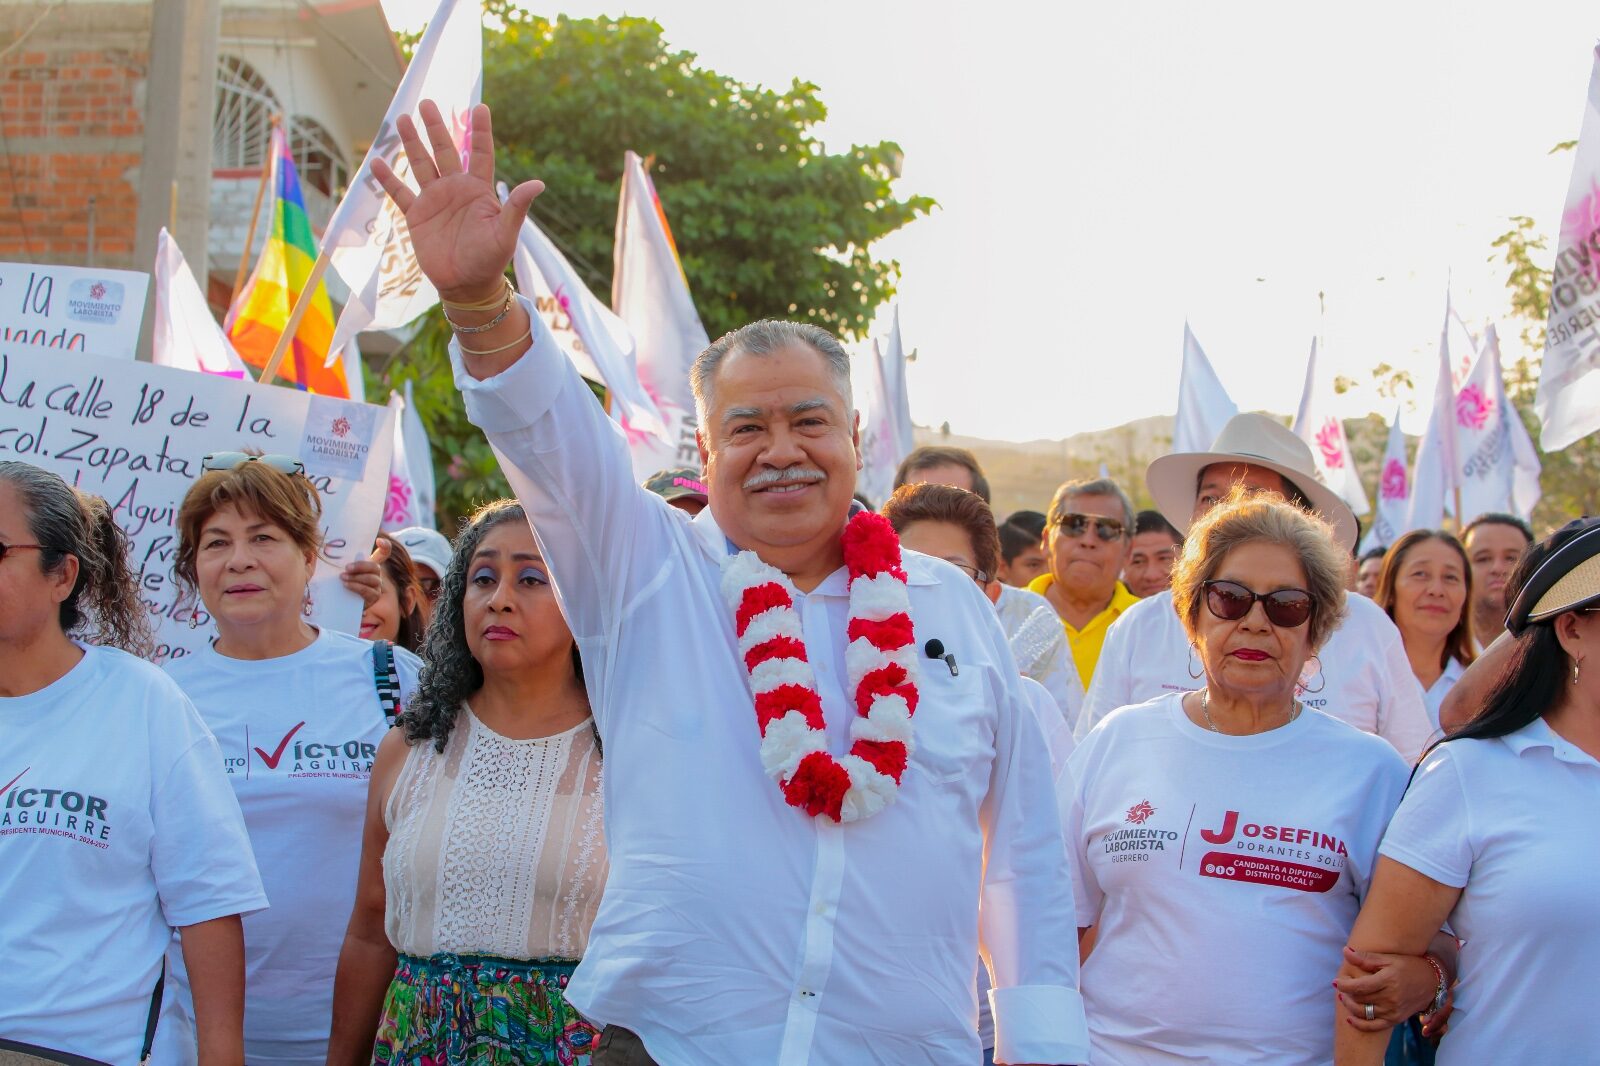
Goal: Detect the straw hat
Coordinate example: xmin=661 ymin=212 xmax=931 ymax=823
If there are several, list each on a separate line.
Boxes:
xmin=1506 ymin=518 xmax=1600 ymax=634
xmin=1145 ymin=413 xmax=1360 ymax=551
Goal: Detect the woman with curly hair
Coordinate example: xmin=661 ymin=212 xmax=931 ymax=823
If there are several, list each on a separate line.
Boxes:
xmin=328 ymin=500 xmax=606 ymax=1065
xmin=164 ymin=453 xmax=423 ymax=1065
xmin=0 ymin=461 xmax=265 ymax=1063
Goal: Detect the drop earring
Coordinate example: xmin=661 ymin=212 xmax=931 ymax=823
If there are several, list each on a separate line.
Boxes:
xmin=1575 ymin=658 xmax=1583 ymax=685
xmin=302 ymin=589 xmax=314 ymax=617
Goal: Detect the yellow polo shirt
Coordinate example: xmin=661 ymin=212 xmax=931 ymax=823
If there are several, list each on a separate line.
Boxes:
xmin=1027 ymin=574 xmax=1140 ymax=690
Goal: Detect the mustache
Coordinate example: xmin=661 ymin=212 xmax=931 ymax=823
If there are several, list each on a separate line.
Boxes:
xmin=743 ymin=466 xmax=827 ymax=491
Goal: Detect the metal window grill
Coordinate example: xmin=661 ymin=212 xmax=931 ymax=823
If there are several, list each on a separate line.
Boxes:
xmin=289 ymin=115 xmax=349 ymax=198
xmin=213 ymin=55 xmax=281 ymax=169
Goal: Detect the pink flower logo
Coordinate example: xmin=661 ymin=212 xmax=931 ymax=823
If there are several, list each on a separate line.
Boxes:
xmin=1315 ymin=418 xmax=1346 ymax=469
xmin=89 ymin=282 xmax=107 ymax=300
xmin=330 ymin=415 xmax=352 ymax=439
xmin=384 ymin=476 xmax=413 ymax=524
xmin=1380 ymin=458 xmax=1408 ymax=501
xmin=1455 ymin=383 xmax=1496 ymax=430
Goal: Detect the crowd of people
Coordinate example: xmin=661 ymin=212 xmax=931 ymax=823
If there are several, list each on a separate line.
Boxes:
xmin=2 ymin=100 xmax=1597 ymax=1066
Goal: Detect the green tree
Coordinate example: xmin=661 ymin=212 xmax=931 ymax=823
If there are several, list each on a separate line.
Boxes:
xmin=371 ymin=10 xmax=932 ymax=527
xmin=1489 ymin=206 xmax=1600 ymax=533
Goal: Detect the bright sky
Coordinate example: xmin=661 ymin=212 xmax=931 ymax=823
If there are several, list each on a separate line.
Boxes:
xmin=381 ymin=0 xmax=1597 ymax=442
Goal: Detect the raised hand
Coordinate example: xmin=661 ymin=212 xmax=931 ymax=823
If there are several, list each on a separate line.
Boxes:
xmin=371 ymin=100 xmax=544 ymax=305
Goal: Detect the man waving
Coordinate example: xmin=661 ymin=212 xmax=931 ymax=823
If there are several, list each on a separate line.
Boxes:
xmin=370 ymin=101 xmax=1086 ymax=1066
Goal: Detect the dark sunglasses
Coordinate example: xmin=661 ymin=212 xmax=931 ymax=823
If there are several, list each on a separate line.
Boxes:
xmin=0 ymin=542 xmax=50 ymax=564
xmin=201 ymin=452 xmax=307 ymax=477
xmin=1055 ymin=513 xmax=1127 ymax=541
xmin=1203 ymin=579 xmax=1314 ymax=628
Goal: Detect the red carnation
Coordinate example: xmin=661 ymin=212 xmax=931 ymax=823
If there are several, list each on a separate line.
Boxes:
xmin=745 ymin=635 xmax=808 ymax=672
xmin=783 ymin=751 xmax=850 ymax=821
xmin=846 ymin=613 xmax=914 ymax=651
xmin=854 ymin=663 xmax=920 ymax=717
xmin=850 ymin=738 xmax=909 ymax=783
xmin=754 ymin=684 xmax=826 ymax=733
xmin=735 ymin=582 xmax=793 ymax=636
xmin=841 ymin=511 xmax=905 ymax=580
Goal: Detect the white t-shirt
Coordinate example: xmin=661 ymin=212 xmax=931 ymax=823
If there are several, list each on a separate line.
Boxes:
xmin=1378 ymin=718 xmax=1600 ymax=1064
xmin=0 ymin=645 xmax=265 ymax=1064
xmin=1421 ymin=656 xmax=1466 ymax=740
xmin=1081 ymin=588 xmax=1435 ymax=763
xmin=161 ymin=629 xmax=421 ymax=1066
xmin=1067 ymin=692 xmax=1408 ymax=1065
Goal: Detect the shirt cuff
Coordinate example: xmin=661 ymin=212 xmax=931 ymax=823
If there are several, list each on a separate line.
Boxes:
xmin=989 ymin=984 xmax=1090 ymax=1065
xmin=448 ymin=294 xmax=567 ymax=434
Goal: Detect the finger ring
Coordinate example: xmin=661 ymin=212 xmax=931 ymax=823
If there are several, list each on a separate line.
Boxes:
xmin=1364 ymin=1003 xmax=1376 ymax=1022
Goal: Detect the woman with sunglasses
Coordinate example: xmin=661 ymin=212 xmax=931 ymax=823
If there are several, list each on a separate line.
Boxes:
xmin=327 ymin=500 xmax=605 ymax=1064
xmin=0 ymin=461 xmax=265 ymax=1064
xmin=1336 ymin=517 xmax=1600 ymax=1064
xmin=162 ymin=452 xmax=422 ymax=1066
xmin=1373 ymin=531 xmax=1476 ymax=739
xmin=1065 ymin=489 xmax=1420 ymax=1065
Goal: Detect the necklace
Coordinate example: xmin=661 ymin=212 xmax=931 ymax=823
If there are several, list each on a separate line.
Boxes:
xmin=721 ymin=511 xmax=920 ymax=824
xmin=1199 ymin=687 xmax=1301 ymax=734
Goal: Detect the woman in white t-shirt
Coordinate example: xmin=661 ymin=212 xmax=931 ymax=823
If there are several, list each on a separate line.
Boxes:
xmin=0 ymin=461 xmax=266 ymax=1064
xmin=1374 ymin=530 xmax=1476 ymax=740
xmin=326 ymin=500 xmax=605 ymax=1064
xmin=162 ymin=453 xmax=422 ymax=1066
xmin=1338 ymin=517 xmax=1600 ymax=1064
xmin=1067 ymin=489 xmax=1449 ymax=1065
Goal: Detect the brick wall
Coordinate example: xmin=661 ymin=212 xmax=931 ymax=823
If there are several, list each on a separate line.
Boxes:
xmin=0 ymin=4 xmax=150 ymax=270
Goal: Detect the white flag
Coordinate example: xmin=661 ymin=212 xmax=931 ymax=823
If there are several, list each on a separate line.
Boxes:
xmin=1405 ymin=296 xmax=1459 ymax=532
xmin=1537 ymin=44 xmax=1600 ymax=451
xmin=323 ymin=0 xmax=482 ymax=365
xmin=613 ymin=150 xmax=709 ymax=474
xmin=500 ymin=184 xmax=669 ymax=475
xmin=854 ymin=306 xmax=915 ymax=505
xmin=1360 ymin=404 xmax=1410 ymax=554
xmin=1292 ymin=338 xmax=1370 ymax=516
xmin=381 ymin=389 xmax=423 ymax=532
xmin=401 ymin=379 xmax=437 ymax=529
xmin=1173 ymin=323 xmax=1238 ymax=453
xmin=152 ymin=228 xmax=250 ymax=378
xmin=1455 ymin=323 xmax=1542 ymax=523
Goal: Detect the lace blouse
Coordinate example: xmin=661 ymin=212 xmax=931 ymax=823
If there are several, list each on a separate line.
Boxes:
xmin=383 ymin=705 xmax=606 ymax=960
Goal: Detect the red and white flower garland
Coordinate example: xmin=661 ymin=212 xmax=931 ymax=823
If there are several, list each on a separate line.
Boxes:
xmin=720 ymin=511 xmax=920 ymax=823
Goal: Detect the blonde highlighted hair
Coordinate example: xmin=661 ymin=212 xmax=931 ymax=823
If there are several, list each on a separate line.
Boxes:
xmin=1170 ymin=485 xmax=1349 ymax=652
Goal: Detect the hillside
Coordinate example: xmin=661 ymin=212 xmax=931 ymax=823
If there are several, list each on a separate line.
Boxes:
xmin=912 ymin=412 xmax=1398 ymax=521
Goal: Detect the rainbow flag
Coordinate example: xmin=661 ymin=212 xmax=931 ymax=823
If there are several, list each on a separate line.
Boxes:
xmin=227 ymin=126 xmax=349 ymax=397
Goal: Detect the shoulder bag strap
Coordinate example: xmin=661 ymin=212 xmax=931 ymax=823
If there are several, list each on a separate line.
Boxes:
xmin=372 ymin=639 xmax=401 ymax=724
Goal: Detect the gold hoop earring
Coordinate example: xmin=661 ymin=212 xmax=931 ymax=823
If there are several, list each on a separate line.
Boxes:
xmin=1187 ymin=643 xmax=1203 ymax=680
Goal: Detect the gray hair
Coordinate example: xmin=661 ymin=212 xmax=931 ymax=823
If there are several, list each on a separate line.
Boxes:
xmin=1047 ymin=476 xmax=1135 ymax=533
xmin=690 ymin=320 xmax=854 ymax=427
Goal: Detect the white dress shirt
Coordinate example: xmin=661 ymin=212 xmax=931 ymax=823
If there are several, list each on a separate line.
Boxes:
xmin=451 ymin=304 xmax=1088 ymax=1066
xmin=1080 ymin=589 xmax=1434 ymax=763
xmin=1422 ymin=656 xmax=1467 ymax=741
xmin=996 ymin=584 xmax=1084 ymax=732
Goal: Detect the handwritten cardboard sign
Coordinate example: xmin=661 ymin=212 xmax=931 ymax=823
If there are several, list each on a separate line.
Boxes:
xmin=0 ymin=261 xmax=151 ymax=360
xmin=0 ymin=342 xmax=398 ymax=663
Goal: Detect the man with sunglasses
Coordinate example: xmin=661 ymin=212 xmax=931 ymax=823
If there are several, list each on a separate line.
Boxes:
xmin=1079 ymin=414 xmax=1432 ymax=764
xmin=1027 ymin=478 xmax=1141 ymax=691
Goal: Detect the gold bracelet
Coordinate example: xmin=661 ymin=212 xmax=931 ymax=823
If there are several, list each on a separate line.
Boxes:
xmin=440 ymin=276 xmax=513 ymax=312
xmin=459 ymin=329 xmax=533 ymax=356
xmin=444 ymin=295 xmax=514 ymax=334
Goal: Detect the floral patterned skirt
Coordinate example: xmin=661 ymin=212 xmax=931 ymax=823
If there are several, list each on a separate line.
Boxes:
xmin=372 ymin=952 xmax=599 ymax=1066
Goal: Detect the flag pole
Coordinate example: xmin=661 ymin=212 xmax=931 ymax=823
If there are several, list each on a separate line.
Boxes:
xmin=230 ymin=116 xmax=278 ymax=310
xmin=257 ymin=246 xmax=333 ymax=387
